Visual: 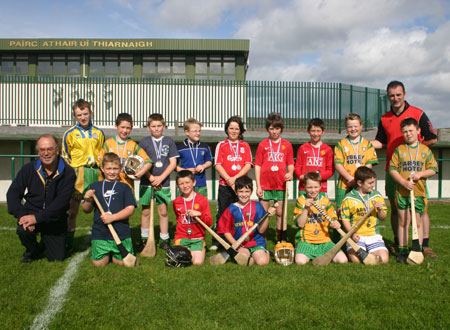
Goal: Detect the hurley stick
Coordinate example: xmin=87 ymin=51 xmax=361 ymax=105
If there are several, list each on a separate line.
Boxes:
xmin=312 ymin=206 xmax=375 ymax=266
xmin=194 ymin=216 xmax=254 ymax=266
xmin=141 ymin=187 xmax=156 ymax=257
xmin=92 ymin=195 xmax=139 ymax=267
xmin=209 ymin=203 xmax=278 ymax=265
xmin=282 ymin=182 xmax=289 ymax=241
xmin=407 ymin=178 xmax=424 ymax=265
xmin=313 ymin=203 xmax=381 ymax=265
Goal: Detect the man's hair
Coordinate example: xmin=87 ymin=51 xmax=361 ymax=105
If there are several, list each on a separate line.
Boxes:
xmin=308 ymin=118 xmax=325 ymax=131
xmin=102 ymin=152 xmax=121 ymax=165
xmin=235 ymin=176 xmax=253 ymax=192
xmin=225 ymin=115 xmax=246 ymax=140
xmin=176 ymin=169 xmax=195 ymax=184
xmin=355 ymin=166 xmax=376 ymax=184
xmin=147 ymin=113 xmax=166 ymax=127
xmin=116 ymin=113 xmax=133 ymax=127
xmin=265 ymin=113 xmax=284 ymax=131
xmin=401 ymin=117 xmax=419 ymax=129
xmin=304 ymin=171 xmax=322 ymax=184
xmin=183 ymin=118 xmax=202 ymax=131
xmin=72 ymin=99 xmax=91 ymax=113
xmin=36 ymin=134 xmax=59 ymax=152
xmin=345 ymin=113 xmax=362 ymax=125
xmin=387 ymin=80 xmax=405 ymax=93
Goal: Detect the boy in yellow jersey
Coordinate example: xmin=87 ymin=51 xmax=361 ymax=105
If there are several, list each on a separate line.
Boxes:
xmin=293 ymin=172 xmax=347 ymax=265
xmin=99 ymin=113 xmax=152 ymax=190
xmin=341 ymin=166 xmax=389 ymax=264
xmin=62 ymin=99 xmax=105 ymax=252
xmin=389 ymin=118 xmax=438 ymax=263
xmin=334 ymin=113 xmax=378 ymax=209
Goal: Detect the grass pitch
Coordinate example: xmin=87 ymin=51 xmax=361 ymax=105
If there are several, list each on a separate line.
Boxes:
xmin=0 ymin=202 xmax=449 ymax=329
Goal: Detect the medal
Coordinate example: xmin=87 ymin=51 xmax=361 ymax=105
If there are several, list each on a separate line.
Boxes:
xmin=102 ymin=180 xmax=117 ymax=215
xmin=232 ymin=164 xmax=237 ymax=171
xmin=269 ymin=138 xmax=282 ymax=173
xmin=314 ymin=229 xmax=319 ymax=235
xmin=367 ymin=220 xmax=371 ymax=227
xmin=155 ymin=161 xmax=163 ymax=168
xmin=187 ymin=228 xmax=192 ymax=235
xmin=236 ymin=164 xmax=241 ymax=170
xmin=152 ymin=137 xmax=164 ymax=170
xmin=183 ymin=193 xmax=196 ymax=234
xmin=355 ymin=162 xmax=361 ymax=168
xmin=271 ymin=165 xmax=279 ymax=172
xmin=407 ymin=142 xmax=420 ymax=176
xmin=106 ymin=211 xmax=112 ymax=214
xmin=238 ymin=201 xmax=252 ymax=243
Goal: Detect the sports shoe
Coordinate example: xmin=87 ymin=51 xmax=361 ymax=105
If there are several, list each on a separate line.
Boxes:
xmin=137 ymin=239 xmax=147 ymax=253
xmin=389 ymin=243 xmax=399 ymax=255
xmin=396 ymin=251 xmax=408 ymax=264
xmin=21 ymin=256 xmax=34 ymax=263
xmin=209 ymin=244 xmax=218 ymax=251
xmin=423 ymin=247 xmax=438 ymax=258
xmin=159 ymin=240 xmax=170 ymax=250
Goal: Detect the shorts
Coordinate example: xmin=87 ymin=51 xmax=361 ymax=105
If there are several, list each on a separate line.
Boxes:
xmin=174 ymin=238 xmax=206 ymax=252
xmin=298 ymin=191 xmax=327 ymax=199
xmin=176 ymin=186 xmax=208 ymax=198
xmin=396 ymin=195 xmax=426 ymax=213
xmin=91 ymin=238 xmax=133 ymax=261
xmin=262 ymin=190 xmax=285 ymax=201
xmin=295 ymin=241 xmax=335 ymax=259
xmin=385 ymin=171 xmax=396 ymax=202
xmin=74 ymin=167 xmax=101 ymax=197
xmin=335 ymin=188 xmax=349 ymax=207
xmin=247 ymin=245 xmax=269 ymax=255
xmin=346 ymin=234 xmax=388 ymax=253
xmin=139 ymin=186 xmax=172 ymax=206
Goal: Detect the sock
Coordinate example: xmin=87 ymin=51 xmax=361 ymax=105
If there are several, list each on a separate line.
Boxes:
xmin=160 ymin=232 xmax=170 ymax=240
xmin=399 ymin=246 xmax=408 ymax=254
xmin=141 ymin=228 xmax=149 ymax=240
xmin=422 ymin=238 xmax=429 ymax=248
xmin=420 ymin=244 xmax=423 ymax=252
xmin=394 ymin=237 xmax=399 ymax=246
xmin=277 ymin=229 xmax=282 ymax=242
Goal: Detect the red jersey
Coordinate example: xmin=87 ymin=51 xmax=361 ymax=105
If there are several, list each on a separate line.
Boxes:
xmin=215 ymin=138 xmax=253 ymax=186
xmin=294 ymin=142 xmax=334 ymax=192
xmin=173 ymin=193 xmax=212 ymax=240
xmin=375 ymin=103 xmax=437 ymax=171
xmin=254 ymin=137 xmax=294 ymax=191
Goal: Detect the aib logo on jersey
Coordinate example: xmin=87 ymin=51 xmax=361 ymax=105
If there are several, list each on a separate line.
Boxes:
xmin=306 ymin=157 xmax=322 ymax=167
xmin=268 ymin=152 xmax=283 ymax=162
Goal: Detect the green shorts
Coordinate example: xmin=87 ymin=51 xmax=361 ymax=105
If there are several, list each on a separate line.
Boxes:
xmin=396 ymin=195 xmax=426 ymax=213
xmin=335 ymin=188 xmax=348 ymax=207
xmin=295 ymin=241 xmax=335 ymax=259
xmin=139 ymin=186 xmax=172 ymax=206
xmin=176 ymin=186 xmax=208 ymax=198
xmin=262 ymin=190 xmax=285 ymax=201
xmin=91 ymin=238 xmax=133 ymax=261
xmin=74 ymin=167 xmax=101 ymax=197
xmin=247 ymin=245 xmax=269 ymax=255
xmin=385 ymin=171 xmax=396 ymax=203
xmin=174 ymin=238 xmax=206 ymax=252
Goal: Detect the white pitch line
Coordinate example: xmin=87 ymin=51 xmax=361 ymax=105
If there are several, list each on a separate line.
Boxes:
xmin=0 ymin=226 xmax=92 ymax=231
xmin=30 ymin=248 xmax=90 ymax=330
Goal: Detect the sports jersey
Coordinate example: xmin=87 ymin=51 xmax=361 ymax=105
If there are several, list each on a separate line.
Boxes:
xmin=62 ymin=122 xmax=105 ymax=168
xmin=173 ymin=193 xmax=212 ymax=240
xmin=293 ymin=194 xmax=336 ymax=244
xmin=217 ymin=201 xmax=267 ymax=249
xmin=389 ymin=142 xmax=438 ymax=197
xmin=139 ymin=136 xmax=179 ymax=188
xmin=254 ymin=137 xmax=294 ymax=191
xmin=294 ymin=141 xmax=334 ymax=192
xmin=177 ymin=139 xmax=213 ymax=187
xmin=214 ymin=138 xmax=252 ymax=186
xmin=375 ymin=102 xmax=437 ymax=171
xmin=90 ymin=180 xmax=136 ymax=241
xmin=341 ymin=189 xmax=387 ymax=236
xmin=334 ymin=136 xmax=378 ymax=190
xmin=99 ymin=136 xmax=152 ymax=188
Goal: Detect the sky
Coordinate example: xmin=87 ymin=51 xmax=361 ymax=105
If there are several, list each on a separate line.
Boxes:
xmin=1 ymin=0 xmax=450 ymax=128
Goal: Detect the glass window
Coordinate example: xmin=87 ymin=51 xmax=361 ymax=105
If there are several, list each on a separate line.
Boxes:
xmin=173 ymin=61 xmax=185 ymax=74
xmin=2 ymin=59 xmax=14 ymax=73
xmin=16 ymin=61 xmax=28 ymax=74
xmin=210 ymin=62 xmax=221 ymax=74
xmin=105 ymin=55 xmax=118 ymax=74
xmin=90 ymin=60 xmax=103 ymax=74
xmin=158 ymin=62 xmax=170 ymax=73
xmin=38 ymin=55 xmax=51 ymax=74
xmin=68 ymin=55 xmax=81 ymax=74
xmin=120 ymin=55 xmax=133 ymax=74
xmin=53 ymin=55 xmax=66 ymax=74
xmin=143 ymin=61 xmax=156 ymax=74
xmin=223 ymin=62 xmax=235 ymax=74
xmin=196 ymin=62 xmax=207 ymax=74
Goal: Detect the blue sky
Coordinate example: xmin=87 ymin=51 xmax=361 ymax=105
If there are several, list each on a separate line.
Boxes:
xmin=1 ymin=0 xmax=450 ymax=128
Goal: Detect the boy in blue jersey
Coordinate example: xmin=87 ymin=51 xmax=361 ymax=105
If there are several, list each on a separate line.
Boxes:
xmin=177 ymin=118 xmax=213 ymax=197
xmin=82 ymin=153 xmax=136 ymax=266
xmin=217 ymin=176 xmax=276 ymax=265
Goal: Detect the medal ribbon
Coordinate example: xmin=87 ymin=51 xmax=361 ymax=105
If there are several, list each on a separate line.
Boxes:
xmin=406 ymin=142 xmax=420 ymax=175
xmin=269 ymin=139 xmax=281 ymax=165
xmin=116 ymin=136 xmax=129 ymax=168
xmin=102 ymin=180 xmax=117 ymax=212
xmin=151 ymin=137 xmax=163 ymax=162
xmin=188 ymin=141 xmax=198 ymax=167
xmin=356 ymin=191 xmax=370 ymax=212
xmin=228 ymin=139 xmax=240 ymax=168
xmin=238 ymin=201 xmax=252 ymax=235
xmin=311 ymin=141 xmax=322 ymax=170
xmin=183 ymin=193 xmax=196 ymax=225
xmin=348 ymin=136 xmax=361 ymax=164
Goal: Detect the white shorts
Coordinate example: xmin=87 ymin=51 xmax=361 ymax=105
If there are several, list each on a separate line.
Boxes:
xmin=346 ymin=234 xmax=388 ymax=253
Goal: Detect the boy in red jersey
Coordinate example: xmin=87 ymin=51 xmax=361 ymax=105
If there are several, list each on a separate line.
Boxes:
xmin=255 ymin=113 xmax=294 ymax=243
xmin=172 ymin=170 xmax=212 ymax=265
xmin=295 ymin=118 xmax=334 ymax=198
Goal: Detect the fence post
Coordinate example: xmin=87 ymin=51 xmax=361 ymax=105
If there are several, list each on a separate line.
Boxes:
xmin=364 ymin=87 xmax=368 ymax=131
xmin=338 ymin=83 xmax=342 ymax=133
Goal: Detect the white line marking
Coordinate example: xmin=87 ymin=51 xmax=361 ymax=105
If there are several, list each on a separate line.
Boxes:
xmin=0 ymin=226 xmax=92 ymax=231
xmin=30 ymin=249 xmax=89 ymax=330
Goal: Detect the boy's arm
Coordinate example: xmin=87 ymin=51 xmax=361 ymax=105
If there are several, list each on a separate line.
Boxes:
xmin=286 ymin=164 xmax=295 ymax=181
xmin=101 ymin=205 xmax=135 ymax=224
xmin=334 ymin=163 xmax=353 ymax=183
xmin=320 ymin=147 xmax=335 ymax=181
xmin=151 ymin=157 xmax=177 ymax=187
xmin=82 ymin=189 xmax=95 ymax=213
xmin=134 ymin=162 xmax=152 ymax=179
xmin=254 ymin=165 xmax=263 ymax=198
xmin=215 ymin=164 xmax=230 ymax=181
xmin=389 ymin=169 xmax=413 ymax=191
xmin=411 ymin=169 xmax=436 ymax=182
xmin=294 ymin=146 xmax=304 ymax=180
xmin=373 ymin=201 xmax=387 ymax=220
xmin=229 ymin=163 xmax=252 ymax=187
xmin=370 ymin=140 xmax=384 ymax=149
xmin=195 ymin=160 xmax=212 ymax=174
xmin=224 ymin=232 xmax=236 ymax=246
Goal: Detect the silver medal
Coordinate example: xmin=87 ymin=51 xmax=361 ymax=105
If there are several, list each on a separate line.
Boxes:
xmin=187 ymin=228 xmax=192 ymax=235
xmin=155 ymin=160 xmax=163 ymax=168
xmin=314 ymin=229 xmax=319 ymax=235
xmin=232 ymin=164 xmax=237 ymax=171
xmin=106 ymin=211 xmax=112 ymax=214
xmin=367 ymin=220 xmax=371 ymax=227
xmin=236 ymin=164 xmax=241 ymax=170
xmin=272 ymin=165 xmax=279 ymax=172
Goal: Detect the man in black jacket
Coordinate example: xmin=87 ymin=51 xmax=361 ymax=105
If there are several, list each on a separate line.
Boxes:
xmin=7 ymin=135 xmax=76 ymax=262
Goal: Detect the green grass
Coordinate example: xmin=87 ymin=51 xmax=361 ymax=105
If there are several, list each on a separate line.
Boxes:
xmin=1 ymin=202 xmax=449 ymax=329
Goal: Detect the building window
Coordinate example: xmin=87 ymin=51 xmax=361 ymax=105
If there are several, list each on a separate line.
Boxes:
xmin=37 ymin=54 xmax=81 ymax=76
xmin=195 ymin=55 xmax=235 ymax=80
xmin=142 ymin=55 xmax=186 ymax=79
xmin=0 ymin=54 xmax=29 ymax=75
xmin=89 ymin=54 xmax=133 ymax=78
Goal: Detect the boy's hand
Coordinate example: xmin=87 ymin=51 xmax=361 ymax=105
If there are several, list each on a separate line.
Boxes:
xmin=285 ymin=173 xmax=293 ymax=181
xmin=195 ymin=165 xmax=205 ymax=173
xmin=373 ymin=201 xmax=383 ymax=211
xmin=84 ymin=189 xmax=95 ymax=200
xmin=187 ymin=209 xmax=201 ymax=218
xmin=346 ymin=177 xmax=355 ymax=187
xmin=256 ymin=187 xmax=263 ymax=199
xmin=268 ymin=206 xmax=276 ymax=216
xmin=226 ymin=176 xmax=236 ymax=187
xmin=150 ymin=175 xmax=163 ymax=188
xmin=100 ymin=212 xmax=115 ymax=224
xmin=305 ymin=198 xmax=314 ymax=209
xmin=351 ymin=233 xmax=360 ymax=242
xmin=410 ymin=172 xmax=422 ymax=182
xmin=402 ymin=178 xmax=415 ymax=191
xmin=330 ymin=220 xmax=341 ymax=229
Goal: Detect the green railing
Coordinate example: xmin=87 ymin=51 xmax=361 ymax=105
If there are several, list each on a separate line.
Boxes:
xmin=0 ymin=76 xmax=389 ymax=132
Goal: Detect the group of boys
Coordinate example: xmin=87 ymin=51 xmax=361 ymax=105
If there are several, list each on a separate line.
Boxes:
xmin=9 ymin=80 xmax=438 ymax=266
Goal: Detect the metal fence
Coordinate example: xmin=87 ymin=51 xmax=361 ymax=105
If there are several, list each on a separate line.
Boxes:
xmin=0 ymin=76 xmax=389 ymax=132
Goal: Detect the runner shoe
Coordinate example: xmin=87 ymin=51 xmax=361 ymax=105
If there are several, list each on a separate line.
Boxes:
xmin=159 ymin=240 xmax=170 ymax=250
xmin=423 ymin=247 xmax=438 ymax=258
xmin=396 ymin=251 xmax=408 ymax=264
